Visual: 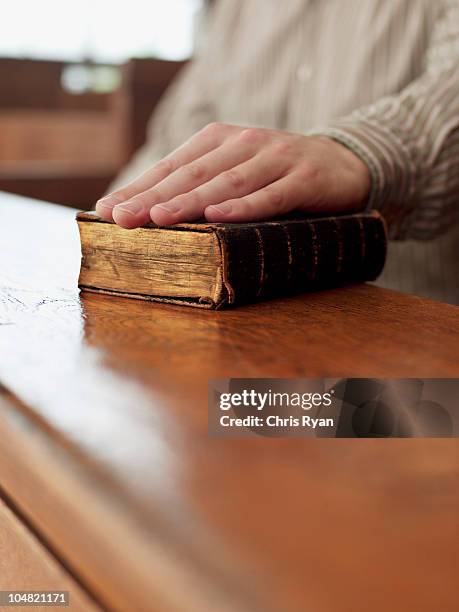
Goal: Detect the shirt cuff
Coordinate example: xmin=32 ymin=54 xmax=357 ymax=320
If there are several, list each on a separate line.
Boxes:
xmin=307 ymin=120 xmax=418 ymax=238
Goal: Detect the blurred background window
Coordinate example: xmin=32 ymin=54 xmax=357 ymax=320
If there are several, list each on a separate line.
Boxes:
xmin=0 ymin=0 xmax=203 ymax=62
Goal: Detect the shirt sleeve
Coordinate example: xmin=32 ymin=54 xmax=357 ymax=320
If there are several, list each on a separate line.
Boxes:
xmin=308 ymin=0 xmax=459 ymax=240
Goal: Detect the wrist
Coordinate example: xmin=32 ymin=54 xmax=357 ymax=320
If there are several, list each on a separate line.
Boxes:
xmin=309 ymin=135 xmax=372 ymax=210
xmin=319 ymin=136 xmax=371 ymax=207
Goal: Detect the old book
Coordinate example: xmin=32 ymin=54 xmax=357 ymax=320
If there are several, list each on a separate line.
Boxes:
xmin=77 ymin=210 xmax=387 ymax=309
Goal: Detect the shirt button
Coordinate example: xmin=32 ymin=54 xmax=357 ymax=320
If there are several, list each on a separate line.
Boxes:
xmin=296 ymin=63 xmax=313 ymax=82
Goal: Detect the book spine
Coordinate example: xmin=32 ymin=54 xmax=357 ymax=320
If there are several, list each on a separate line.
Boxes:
xmin=215 ymin=213 xmax=387 ymax=306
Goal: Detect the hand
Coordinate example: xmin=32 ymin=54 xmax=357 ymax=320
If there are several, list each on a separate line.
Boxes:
xmin=96 ymin=123 xmax=371 ymax=228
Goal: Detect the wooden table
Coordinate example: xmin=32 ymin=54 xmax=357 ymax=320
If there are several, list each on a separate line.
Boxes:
xmin=0 ymin=192 xmax=458 ymax=612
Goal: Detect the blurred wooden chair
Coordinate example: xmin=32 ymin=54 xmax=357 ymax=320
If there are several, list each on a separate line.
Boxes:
xmin=0 ymin=57 xmax=187 ymax=209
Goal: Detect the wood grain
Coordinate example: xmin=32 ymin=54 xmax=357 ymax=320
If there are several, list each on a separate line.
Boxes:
xmin=0 ymin=495 xmax=99 ymax=611
xmin=0 ymin=192 xmax=458 ymax=612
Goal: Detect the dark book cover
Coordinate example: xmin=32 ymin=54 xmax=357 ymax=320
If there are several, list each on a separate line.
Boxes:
xmin=77 ymin=210 xmax=387 ymax=309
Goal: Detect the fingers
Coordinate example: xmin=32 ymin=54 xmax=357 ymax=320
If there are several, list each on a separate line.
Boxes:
xmin=95 ymin=159 xmax=173 ymax=222
xmin=115 ymin=139 xmax=260 ymax=228
xmin=96 ymin=122 xmax=237 ymax=225
xmin=204 ymin=174 xmax=307 ymax=223
xmin=149 ymin=150 xmax=287 ymax=225
xmin=111 ymin=195 xmax=157 ymax=229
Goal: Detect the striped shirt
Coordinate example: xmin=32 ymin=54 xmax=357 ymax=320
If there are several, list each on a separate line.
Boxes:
xmin=114 ymin=0 xmax=459 ymax=304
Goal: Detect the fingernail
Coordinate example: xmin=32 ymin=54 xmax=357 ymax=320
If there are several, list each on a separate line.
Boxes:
xmin=208 ymin=203 xmax=232 ymax=214
xmin=113 ymin=201 xmax=139 ymax=216
xmin=96 ymin=194 xmax=124 ymax=209
xmin=155 ymin=202 xmax=183 ymax=214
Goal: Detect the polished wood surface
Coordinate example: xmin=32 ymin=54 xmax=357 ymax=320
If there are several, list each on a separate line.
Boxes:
xmin=0 ymin=192 xmax=458 ymax=611
xmin=0 ymin=496 xmax=99 ymax=611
